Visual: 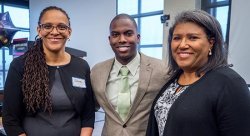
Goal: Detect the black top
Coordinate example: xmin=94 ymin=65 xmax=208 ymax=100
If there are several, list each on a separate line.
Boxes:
xmin=146 ymin=67 xmax=250 ymax=136
xmin=2 ymin=55 xmax=95 ymax=136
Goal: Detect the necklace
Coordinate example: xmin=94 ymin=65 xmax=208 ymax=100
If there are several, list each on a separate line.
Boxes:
xmin=174 ymin=81 xmax=189 ymax=94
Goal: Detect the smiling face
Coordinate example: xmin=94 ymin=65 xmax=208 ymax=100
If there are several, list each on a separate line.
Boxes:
xmin=171 ymin=22 xmax=214 ymax=73
xmin=109 ymin=17 xmax=140 ymax=65
xmin=37 ymin=9 xmax=71 ymax=54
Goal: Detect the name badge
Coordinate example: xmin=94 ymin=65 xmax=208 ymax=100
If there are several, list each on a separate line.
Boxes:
xmin=72 ymin=77 xmax=86 ymax=88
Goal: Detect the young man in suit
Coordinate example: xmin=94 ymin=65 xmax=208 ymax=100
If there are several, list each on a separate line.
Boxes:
xmin=91 ymin=14 xmax=169 ymax=136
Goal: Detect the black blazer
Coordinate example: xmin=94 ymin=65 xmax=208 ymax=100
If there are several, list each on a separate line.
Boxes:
xmin=147 ymin=67 xmax=250 ymax=136
xmin=2 ymin=55 xmax=95 ymax=136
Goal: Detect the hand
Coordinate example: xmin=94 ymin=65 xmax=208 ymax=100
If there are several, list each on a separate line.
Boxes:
xmin=80 ymin=127 xmax=93 ymax=136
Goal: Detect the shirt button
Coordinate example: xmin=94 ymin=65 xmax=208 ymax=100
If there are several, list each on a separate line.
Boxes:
xmin=123 ymin=124 xmax=127 ymax=128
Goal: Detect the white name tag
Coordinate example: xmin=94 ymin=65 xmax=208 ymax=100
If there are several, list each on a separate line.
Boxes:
xmin=72 ymin=77 xmax=86 ymax=88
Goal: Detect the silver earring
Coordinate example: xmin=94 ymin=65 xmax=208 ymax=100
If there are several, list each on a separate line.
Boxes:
xmin=209 ymin=49 xmax=212 ymax=56
xmin=67 ymin=38 xmax=70 ymax=41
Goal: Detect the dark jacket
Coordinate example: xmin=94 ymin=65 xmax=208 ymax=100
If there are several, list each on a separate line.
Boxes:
xmin=146 ymin=67 xmax=250 ymax=136
xmin=2 ymin=55 xmax=95 ymax=136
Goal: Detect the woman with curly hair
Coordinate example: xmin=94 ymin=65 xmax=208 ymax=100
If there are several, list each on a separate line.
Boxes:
xmin=3 ymin=6 xmax=95 ymax=136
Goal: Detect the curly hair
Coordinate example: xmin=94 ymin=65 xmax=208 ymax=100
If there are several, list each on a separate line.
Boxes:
xmin=22 ymin=6 xmax=70 ymax=113
xmin=22 ymin=38 xmax=50 ymax=113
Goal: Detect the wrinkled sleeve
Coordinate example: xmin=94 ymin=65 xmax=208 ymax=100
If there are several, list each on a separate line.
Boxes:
xmin=2 ymin=59 xmax=25 ymax=136
xmin=81 ymin=66 xmax=95 ymax=128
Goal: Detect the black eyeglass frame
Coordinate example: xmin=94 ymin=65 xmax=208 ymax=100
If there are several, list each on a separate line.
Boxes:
xmin=39 ymin=23 xmax=70 ymax=33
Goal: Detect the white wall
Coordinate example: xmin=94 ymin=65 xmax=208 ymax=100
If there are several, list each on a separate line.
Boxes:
xmin=228 ymin=0 xmax=250 ymax=84
xmin=29 ymin=0 xmax=115 ymax=67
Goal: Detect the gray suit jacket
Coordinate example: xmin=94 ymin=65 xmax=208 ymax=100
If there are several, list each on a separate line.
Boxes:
xmin=91 ymin=53 xmax=169 ymax=136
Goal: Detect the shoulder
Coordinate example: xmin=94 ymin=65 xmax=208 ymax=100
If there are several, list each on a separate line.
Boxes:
xmin=69 ymin=55 xmax=90 ymax=69
xmin=140 ymin=53 xmax=169 ymax=72
xmin=11 ymin=55 xmax=25 ymax=65
xmin=9 ymin=55 xmax=25 ymax=71
xmin=140 ymin=53 xmax=164 ymax=64
xmin=209 ymin=67 xmax=246 ymax=83
xmin=202 ymin=67 xmax=248 ymax=95
xmin=91 ymin=58 xmax=114 ymax=71
xmin=140 ymin=53 xmax=170 ymax=80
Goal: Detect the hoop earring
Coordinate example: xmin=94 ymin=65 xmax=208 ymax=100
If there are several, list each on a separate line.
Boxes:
xmin=35 ymin=35 xmax=42 ymax=40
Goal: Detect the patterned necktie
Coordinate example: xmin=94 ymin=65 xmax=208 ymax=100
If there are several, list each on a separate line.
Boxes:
xmin=117 ymin=66 xmax=130 ymax=121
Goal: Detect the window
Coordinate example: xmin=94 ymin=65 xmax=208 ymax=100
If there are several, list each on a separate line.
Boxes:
xmin=201 ymin=0 xmax=231 ymax=45
xmin=0 ymin=3 xmax=29 ymax=90
xmin=117 ymin=0 xmax=164 ymax=59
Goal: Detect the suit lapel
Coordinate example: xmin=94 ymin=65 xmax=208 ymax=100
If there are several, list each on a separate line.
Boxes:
xmin=100 ymin=59 xmax=117 ymax=111
xmin=125 ymin=54 xmax=152 ymax=122
xmin=100 ymin=59 xmax=124 ymax=120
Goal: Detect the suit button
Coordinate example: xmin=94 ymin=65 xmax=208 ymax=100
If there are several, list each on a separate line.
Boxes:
xmin=123 ymin=124 xmax=127 ymax=128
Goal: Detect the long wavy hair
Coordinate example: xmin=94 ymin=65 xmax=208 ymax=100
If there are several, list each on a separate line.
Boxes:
xmin=22 ymin=6 xmax=70 ymax=113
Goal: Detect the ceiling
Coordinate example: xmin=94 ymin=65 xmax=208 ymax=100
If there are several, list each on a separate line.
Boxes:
xmin=1 ymin=0 xmax=29 ymax=7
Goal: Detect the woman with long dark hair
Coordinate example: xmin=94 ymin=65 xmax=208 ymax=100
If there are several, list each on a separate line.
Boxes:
xmin=3 ymin=6 xmax=95 ymax=136
xmin=146 ymin=10 xmax=250 ymax=136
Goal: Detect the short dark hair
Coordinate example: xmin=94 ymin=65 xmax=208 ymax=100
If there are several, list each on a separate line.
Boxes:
xmin=167 ymin=9 xmax=228 ymax=76
xmin=109 ymin=13 xmax=138 ymax=32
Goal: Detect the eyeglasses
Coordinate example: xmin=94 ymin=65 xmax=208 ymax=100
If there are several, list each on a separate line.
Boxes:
xmin=39 ymin=23 xmax=70 ymax=33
